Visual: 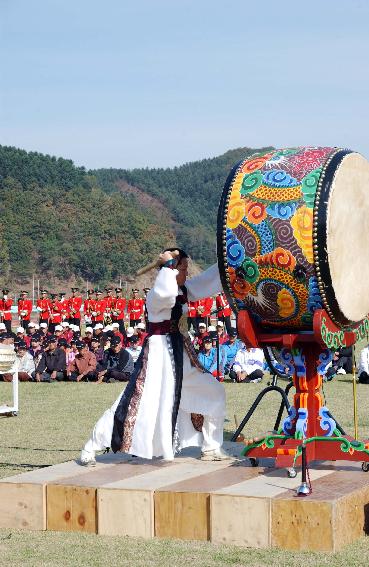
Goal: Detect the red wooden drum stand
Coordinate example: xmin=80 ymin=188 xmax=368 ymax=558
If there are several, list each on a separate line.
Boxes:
xmin=237 ymin=309 xmax=369 ymax=469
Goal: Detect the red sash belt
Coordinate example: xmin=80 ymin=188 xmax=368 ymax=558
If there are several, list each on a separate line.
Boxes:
xmin=148 ymin=320 xmax=179 ymax=335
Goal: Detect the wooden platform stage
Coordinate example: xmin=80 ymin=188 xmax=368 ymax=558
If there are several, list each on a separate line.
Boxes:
xmin=1 ymin=442 xmax=369 ymax=552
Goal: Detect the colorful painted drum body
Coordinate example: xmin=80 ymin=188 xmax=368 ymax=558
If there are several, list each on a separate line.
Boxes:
xmin=217 ymin=147 xmax=369 ymax=330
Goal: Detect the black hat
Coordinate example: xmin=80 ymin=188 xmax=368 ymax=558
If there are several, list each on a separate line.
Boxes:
xmin=87 ymin=289 xmax=94 ymax=295
xmin=41 ymin=289 xmax=48 ymax=294
xmin=143 ymin=287 xmax=150 ymax=293
xmin=115 ymin=287 xmax=122 ymax=293
xmin=90 ymin=336 xmax=100 ymax=342
xmin=20 ymin=290 xmax=28 ymax=295
xmin=132 ymin=288 xmax=139 ymax=293
xmin=95 ymin=289 xmax=102 ymax=295
xmin=59 ymin=292 xmax=66 ymax=297
xmin=128 ymin=335 xmax=139 ymax=344
xmin=50 ymin=293 xmax=57 ymax=299
xmin=31 ymin=334 xmax=42 ymax=342
xmin=209 ymin=331 xmax=218 ymax=340
xmin=110 ymin=336 xmax=121 ymax=346
xmin=71 ymin=287 xmax=79 ymax=292
xmin=105 ymin=330 xmax=115 ymax=339
xmin=48 ymin=335 xmax=58 ymax=342
xmin=229 ymin=329 xmax=238 ymax=337
xmin=70 ymin=339 xmax=77 ymax=344
xmin=203 ymin=336 xmax=213 ymax=343
xmin=76 ymin=341 xmax=86 ymax=349
xmin=58 ymin=338 xmax=69 ymax=347
xmin=17 ymin=341 xmax=27 ymax=349
xmin=105 ymin=288 xmax=112 ymax=292
xmin=2 ymin=289 xmax=9 ymax=294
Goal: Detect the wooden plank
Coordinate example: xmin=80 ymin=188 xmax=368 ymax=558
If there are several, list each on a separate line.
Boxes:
xmin=272 ymin=499 xmax=333 ymax=551
xmin=98 ymin=489 xmax=153 ymax=538
xmin=211 ymin=494 xmax=270 ymax=548
xmin=155 ymin=491 xmax=210 ymax=540
xmin=0 ymin=483 xmax=45 ymax=530
xmin=52 ymin=462 xmax=160 ymax=487
xmin=47 ymin=485 xmax=97 ymax=533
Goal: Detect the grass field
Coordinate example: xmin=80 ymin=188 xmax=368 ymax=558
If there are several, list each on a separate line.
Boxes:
xmin=1 ymin=375 xmax=369 ymax=566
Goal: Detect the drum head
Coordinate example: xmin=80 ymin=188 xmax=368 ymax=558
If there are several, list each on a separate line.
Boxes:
xmin=217 ymin=147 xmax=369 ymax=330
xmin=323 ymin=152 xmax=369 ymax=324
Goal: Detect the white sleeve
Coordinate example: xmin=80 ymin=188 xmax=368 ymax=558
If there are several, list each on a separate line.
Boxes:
xmin=359 ymin=347 xmax=369 ymax=375
xmin=146 ymin=267 xmax=178 ymax=319
xmin=232 ymin=350 xmax=245 ymax=373
xmin=186 ymin=263 xmax=222 ymax=302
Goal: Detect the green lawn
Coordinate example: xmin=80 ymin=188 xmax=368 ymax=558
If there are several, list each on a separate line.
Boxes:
xmin=1 ymin=376 xmax=369 ymax=566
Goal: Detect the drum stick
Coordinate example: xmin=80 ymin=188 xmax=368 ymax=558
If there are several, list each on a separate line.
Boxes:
xmin=135 ymin=260 xmax=159 ymax=277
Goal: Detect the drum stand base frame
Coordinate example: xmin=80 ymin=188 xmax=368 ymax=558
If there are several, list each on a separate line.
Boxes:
xmin=236 ymin=309 xmax=369 ymax=473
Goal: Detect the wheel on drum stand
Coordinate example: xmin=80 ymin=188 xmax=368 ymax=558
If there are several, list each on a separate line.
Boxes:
xmin=361 ymin=462 xmax=369 ymax=472
xmin=287 ymin=467 xmax=297 ymax=478
xmin=249 ymin=458 xmax=259 ymax=467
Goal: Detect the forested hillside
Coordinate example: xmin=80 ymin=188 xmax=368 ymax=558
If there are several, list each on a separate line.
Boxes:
xmin=94 ymin=146 xmax=272 ymax=266
xmin=0 ymin=146 xmax=174 ymax=287
xmin=0 ymin=144 xmax=272 ymax=287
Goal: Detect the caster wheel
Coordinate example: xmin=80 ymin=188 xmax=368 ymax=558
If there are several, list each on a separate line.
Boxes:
xmin=287 ymin=467 xmax=297 ymax=478
xmin=362 ymin=462 xmax=369 ymax=472
xmin=250 ymin=458 xmax=259 ymax=467
xmin=12 ymin=412 xmax=18 ymax=417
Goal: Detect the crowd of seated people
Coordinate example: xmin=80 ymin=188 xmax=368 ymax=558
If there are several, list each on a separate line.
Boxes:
xmin=0 ymin=285 xmax=270 ymax=384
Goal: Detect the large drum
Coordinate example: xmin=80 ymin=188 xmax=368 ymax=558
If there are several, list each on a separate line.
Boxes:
xmin=217 ymin=147 xmax=369 ymax=330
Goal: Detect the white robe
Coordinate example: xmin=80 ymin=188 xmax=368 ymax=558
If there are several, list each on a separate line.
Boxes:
xmin=84 ymin=263 xmax=226 ymax=460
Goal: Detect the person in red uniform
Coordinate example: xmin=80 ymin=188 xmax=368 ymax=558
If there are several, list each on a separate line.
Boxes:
xmin=83 ymin=289 xmax=96 ymax=327
xmin=37 ymin=290 xmax=52 ymax=326
xmin=112 ymin=287 xmax=127 ymax=336
xmin=92 ymin=290 xmax=106 ymax=327
xmin=216 ymin=292 xmax=232 ymax=335
xmin=197 ymin=296 xmax=213 ymax=328
xmin=111 ymin=322 xmax=125 ymax=346
xmin=216 ymin=321 xmax=229 ymax=345
xmin=18 ymin=290 xmax=33 ymax=331
xmin=135 ymin=322 xmax=148 ymax=346
xmin=103 ymin=288 xmax=115 ymax=325
xmin=0 ymin=289 xmax=13 ymax=333
xmin=49 ymin=293 xmax=63 ymax=333
xmin=187 ymin=299 xmax=198 ymax=332
xmin=59 ymin=292 xmax=70 ymax=323
xmin=127 ymin=288 xmax=145 ymax=328
xmin=68 ymin=287 xmax=83 ymax=328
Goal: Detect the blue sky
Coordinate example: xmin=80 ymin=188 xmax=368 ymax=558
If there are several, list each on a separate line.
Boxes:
xmin=1 ymin=0 xmax=369 ymax=169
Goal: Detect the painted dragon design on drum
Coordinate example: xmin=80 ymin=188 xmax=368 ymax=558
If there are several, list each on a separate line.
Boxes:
xmin=220 ymin=147 xmax=337 ymax=328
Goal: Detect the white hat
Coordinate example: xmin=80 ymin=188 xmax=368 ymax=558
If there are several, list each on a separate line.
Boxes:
xmin=198 ymin=322 xmax=206 ymax=328
xmin=137 ymin=323 xmax=146 ymax=330
xmin=55 ymin=325 xmax=63 ymax=331
xmin=85 ymin=327 xmax=93 ymax=333
xmin=0 ymin=323 xmax=6 ymax=330
xmin=111 ymin=322 xmax=119 ymax=328
xmin=28 ymin=322 xmax=36 ymax=328
xmin=208 ymin=325 xmax=216 ymax=332
xmin=103 ymin=325 xmax=112 ymax=332
xmin=34 ymin=323 xmax=40 ymax=330
xmin=16 ymin=326 xmax=25 ymax=333
xmin=71 ymin=325 xmax=79 ymax=331
xmin=216 ymin=321 xmax=224 ymax=327
xmin=95 ymin=323 xmax=104 ymax=329
xmin=40 ymin=322 xmax=48 ymax=328
xmin=61 ymin=322 xmax=70 ymax=327
xmin=126 ymin=327 xmax=135 ymax=337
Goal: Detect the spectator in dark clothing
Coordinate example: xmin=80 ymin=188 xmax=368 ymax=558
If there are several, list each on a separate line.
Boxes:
xmin=89 ymin=337 xmax=105 ymax=369
xmin=96 ymin=336 xmax=134 ymax=383
xmin=326 ymin=346 xmax=353 ymax=381
xmin=35 ymin=336 xmax=66 ymax=382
